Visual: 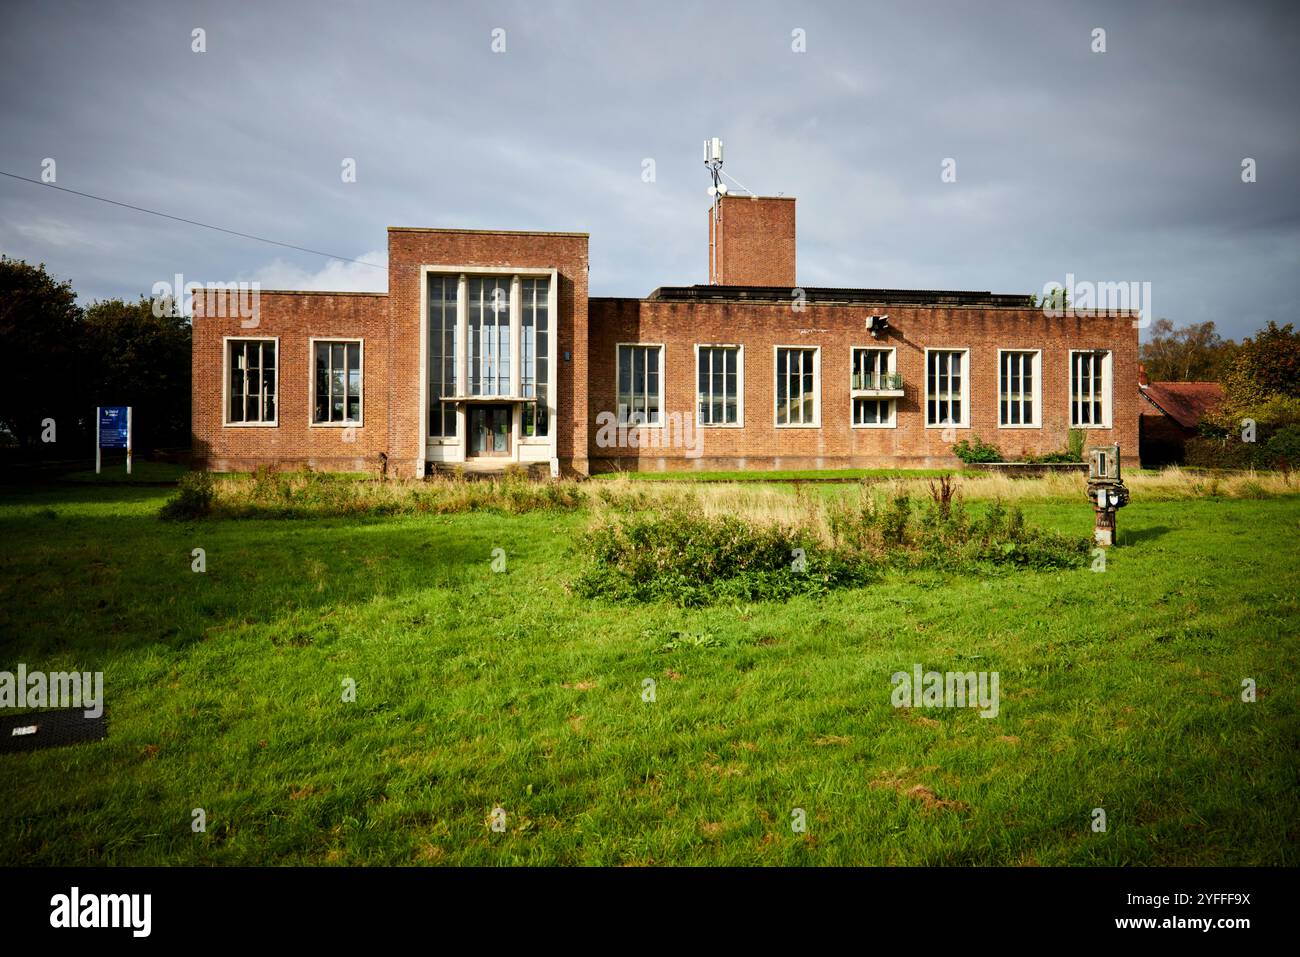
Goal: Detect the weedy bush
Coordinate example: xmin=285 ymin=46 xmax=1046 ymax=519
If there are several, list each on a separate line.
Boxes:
xmin=644 ymin=628 xmax=734 ymax=653
xmin=573 ymin=509 xmax=872 ymax=606
xmin=576 ymin=488 xmax=1089 ymax=606
xmin=1020 ymin=429 xmax=1086 ymax=464
xmin=952 ymin=436 xmax=1003 ymax=464
xmin=159 ymin=471 xmax=215 ymax=521
xmin=1186 ymin=424 xmax=1300 ymax=470
xmin=1067 ymin=427 xmax=1086 ymax=461
xmin=916 ymin=497 xmax=1089 ymax=571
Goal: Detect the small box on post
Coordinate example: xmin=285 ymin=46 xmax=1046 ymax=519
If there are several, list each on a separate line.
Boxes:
xmin=1085 ymin=443 xmax=1129 ymax=547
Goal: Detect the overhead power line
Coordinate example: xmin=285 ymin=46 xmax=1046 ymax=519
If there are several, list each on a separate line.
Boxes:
xmin=0 ymin=170 xmax=385 ymax=269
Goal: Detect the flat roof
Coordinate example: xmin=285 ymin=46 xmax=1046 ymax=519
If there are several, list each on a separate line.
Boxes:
xmin=250 ymin=289 xmax=386 ymax=296
xmin=387 ymin=226 xmax=589 ymax=238
xmin=645 ymin=285 xmax=1035 ymax=308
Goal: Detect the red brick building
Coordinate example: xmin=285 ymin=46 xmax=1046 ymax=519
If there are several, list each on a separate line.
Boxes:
xmin=192 ymin=195 xmax=1139 ymax=476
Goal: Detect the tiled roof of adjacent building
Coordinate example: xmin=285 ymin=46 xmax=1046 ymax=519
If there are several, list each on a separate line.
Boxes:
xmin=1139 ymin=381 xmax=1226 ymax=429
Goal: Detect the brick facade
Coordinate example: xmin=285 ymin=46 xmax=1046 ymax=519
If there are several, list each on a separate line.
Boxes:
xmin=588 ymin=298 xmax=1139 ymax=470
xmin=385 ymin=228 xmax=589 ymax=477
xmin=191 ymin=197 xmax=1140 ymax=475
xmin=192 ymin=291 xmax=389 ymax=473
xmin=708 ymin=196 xmax=796 ymax=287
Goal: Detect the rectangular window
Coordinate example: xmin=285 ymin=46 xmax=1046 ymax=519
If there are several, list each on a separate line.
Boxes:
xmin=521 ymin=277 xmax=550 ymax=438
xmin=999 ymin=350 xmax=1040 ymax=427
xmin=227 ymin=339 xmax=277 ymax=424
xmin=775 ymin=347 xmax=819 ymax=426
xmin=427 ymin=274 xmax=458 ymax=438
xmin=926 ymin=349 xmax=968 ymax=427
xmin=1071 ymin=350 xmax=1112 ymax=427
xmin=468 ymin=277 xmax=511 ymax=396
xmin=851 ymin=348 xmax=892 ymax=391
xmin=853 ymin=399 xmax=891 ymax=426
xmin=616 ymin=344 xmax=662 ymax=425
xmin=851 ymin=347 xmax=897 ymax=427
xmin=697 ymin=346 xmax=740 ymax=426
xmin=313 ymin=340 xmax=362 ymax=424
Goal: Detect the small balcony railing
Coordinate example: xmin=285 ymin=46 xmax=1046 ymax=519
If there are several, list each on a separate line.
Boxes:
xmin=851 ymin=372 xmax=904 ymax=393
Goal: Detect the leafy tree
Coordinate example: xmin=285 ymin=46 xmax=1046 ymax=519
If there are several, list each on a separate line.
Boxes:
xmin=0 ymin=256 xmax=194 ymax=457
xmin=0 ymin=256 xmax=83 ymax=449
xmin=81 ymin=297 xmax=192 ymax=450
xmin=1207 ymin=322 xmax=1300 ymax=431
xmin=1139 ymin=318 xmax=1236 ymax=382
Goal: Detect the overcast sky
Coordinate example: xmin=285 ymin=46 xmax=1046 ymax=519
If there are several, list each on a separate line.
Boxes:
xmin=1 ymin=0 xmax=1296 ymax=340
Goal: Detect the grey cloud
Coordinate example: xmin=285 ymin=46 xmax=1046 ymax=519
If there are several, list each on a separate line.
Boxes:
xmin=0 ymin=0 xmax=1296 ymax=338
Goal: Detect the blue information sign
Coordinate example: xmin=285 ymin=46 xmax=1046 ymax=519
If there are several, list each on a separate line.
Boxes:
xmin=99 ymin=406 xmax=129 ymax=449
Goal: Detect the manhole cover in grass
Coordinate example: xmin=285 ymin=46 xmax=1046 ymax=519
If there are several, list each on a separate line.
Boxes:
xmin=0 ymin=709 xmax=108 ymax=754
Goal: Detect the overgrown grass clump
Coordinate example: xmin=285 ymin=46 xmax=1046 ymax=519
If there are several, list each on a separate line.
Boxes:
xmin=159 ymin=464 xmax=1300 ymax=524
xmin=574 ymin=510 xmax=871 ymax=606
xmin=574 ymin=481 xmax=1091 ymax=606
xmin=158 ymin=470 xmax=215 ymax=520
xmin=827 ymin=481 xmax=1091 ymax=572
xmin=164 ymin=466 xmax=590 ymax=520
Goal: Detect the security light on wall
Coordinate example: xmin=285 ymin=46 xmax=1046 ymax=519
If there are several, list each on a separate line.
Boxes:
xmin=866 ymin=314 xmax=890 ymax=337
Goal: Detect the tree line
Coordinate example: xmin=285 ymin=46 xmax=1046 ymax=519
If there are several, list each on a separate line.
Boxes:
xmin=0 ymin=256 xmax=191 ymax=457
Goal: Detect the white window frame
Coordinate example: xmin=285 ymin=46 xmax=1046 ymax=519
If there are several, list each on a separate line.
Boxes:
xmin=615 ymin=342 xmax=665 ymax=428
xmin=467 ymin=276 xmax=514 ymax=398
xmin=222 ymin=336 xmax=280 ymax=427
xmin=924 ymin=347 xmax=970 ymax=429
xmin=518 ymin=276 xmax=552 ymax=444
xmin=773 ymin=345 xmax=821 ymax=428
xmin=417 ymin=265 xmax=558 ymax=471
xmin=1070 ymin=349 xmax=1113 ymax=428
xmin=850 ymin=345 xmax=898 ymax=429
xmin=309 ymin=338 xmax=365 ymax=428
xmin=424 ymin=272 xmax=460 ymax=444
xmin=997 ymin=348 xmax=1041 ymax=429
xmin=694 ymin=343 xmax=744 ymax=428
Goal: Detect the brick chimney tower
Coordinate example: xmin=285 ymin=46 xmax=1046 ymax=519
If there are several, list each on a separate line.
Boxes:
xmin=708 ymin=195 xmax=796 ymax=287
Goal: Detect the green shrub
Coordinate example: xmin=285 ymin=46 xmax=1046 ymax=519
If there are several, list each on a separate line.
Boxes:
xmin=1020 ymin=429 xmax=1085 ymax=464
xmin=1266 ymin=424 xmax=1300 ymax=468
xmin=573 ymin=509 xmax=872 ymax=607
xmin=160 ymin=471 xmax=215 ymax=521
xmin=1185 ymin=422 xmax=1300 ymax=470
xmin=575 ymin=495 xmax=1089 ymax=606
xmin=1067 ymin=428 xmax=1086 ymax=461
xmin=952 ymin=437 xmax=1003 ymax=464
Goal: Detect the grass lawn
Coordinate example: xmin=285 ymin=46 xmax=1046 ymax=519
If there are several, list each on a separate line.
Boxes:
xmin=594 ymin=467 xmax=961 ymax=482
xmin=61 ymin=461 xmax=188 ymax=484
xmin=0 ymin=479 xmax=1297 ymax=865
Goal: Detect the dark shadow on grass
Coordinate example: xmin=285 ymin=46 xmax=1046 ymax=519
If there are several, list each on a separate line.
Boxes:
xmin=1121 ymin=525 xmax=1172 ymax=544
xmin=0 ymin=493 xmax=537 ymax=659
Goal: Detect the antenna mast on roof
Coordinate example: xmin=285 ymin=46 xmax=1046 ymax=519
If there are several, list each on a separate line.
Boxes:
xmin=704 ymin=137 xmax=727 ymax=284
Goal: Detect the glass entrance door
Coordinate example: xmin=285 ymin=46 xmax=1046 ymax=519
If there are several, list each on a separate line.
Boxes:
xmin=469 ymin=405 xmax=511 ymax=457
